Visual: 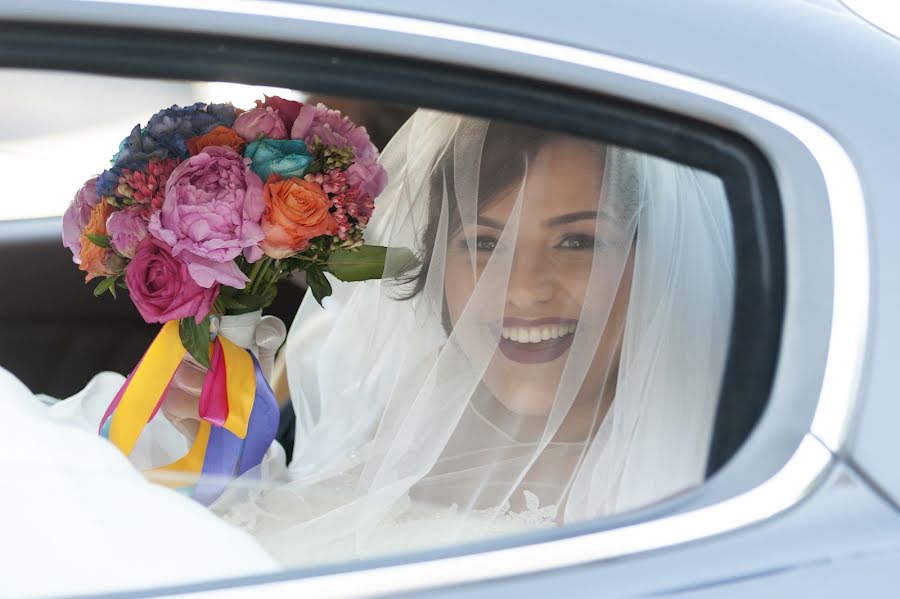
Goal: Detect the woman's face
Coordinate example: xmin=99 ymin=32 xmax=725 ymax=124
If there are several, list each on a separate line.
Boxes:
xmin=444 ymin=138 xmax=635 ymax=417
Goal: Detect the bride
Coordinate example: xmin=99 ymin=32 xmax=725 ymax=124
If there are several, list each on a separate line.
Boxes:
xmin=41 ymin=108 xmax=735 ymax=568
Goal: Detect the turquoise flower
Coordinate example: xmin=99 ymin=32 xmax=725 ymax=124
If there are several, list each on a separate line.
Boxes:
xmin=245 ymin=139 xmax=314 ymax=181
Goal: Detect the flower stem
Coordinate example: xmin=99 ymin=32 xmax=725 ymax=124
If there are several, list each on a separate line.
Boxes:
xmin=261 ymin=262 xmax=283 ymax=298
xmin=247 ymin=258 xmax=266 ymax=290
xmin=249 ymin=256 xmax=274 ymax=296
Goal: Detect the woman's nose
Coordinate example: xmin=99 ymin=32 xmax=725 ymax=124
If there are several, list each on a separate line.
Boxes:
xmin=505 ymin=245 xmax=555 ymax=309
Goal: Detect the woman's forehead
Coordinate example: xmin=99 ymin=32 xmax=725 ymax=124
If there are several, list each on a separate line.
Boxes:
xmin=478 ymin=140 xmax=608 ymax=222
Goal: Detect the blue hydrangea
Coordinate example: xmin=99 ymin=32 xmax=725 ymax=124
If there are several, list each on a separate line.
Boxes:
xmin=143 ymin=102 xmax=237 ymax=160
xmin=95 ymin=167 xmax=122 ymax=198
xmin=111 ymin=125 xmax=168 ymax=171
xmin=97 ymin=103 xmax=239 ymax=199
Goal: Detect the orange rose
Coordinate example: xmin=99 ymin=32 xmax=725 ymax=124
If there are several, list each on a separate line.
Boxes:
xmin=79 ymin=202 xmax=125 ymax=281
xmin=186 ymin=126 xmax=247 ymax=156
xmin=260 ymin=176 xmax=338 ymax=259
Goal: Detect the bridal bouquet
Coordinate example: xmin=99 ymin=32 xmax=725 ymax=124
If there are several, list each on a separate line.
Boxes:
xmin=64 ymin=97 xmax=389 ymax=365
xmin=62 ymin=97 xmax=393 ymax=501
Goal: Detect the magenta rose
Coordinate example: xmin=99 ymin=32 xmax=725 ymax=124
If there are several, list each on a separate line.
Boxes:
xmin=63 ymin=177 xmax=101 ymax=263
xmin=126 ymin=237 xmax=219 ymax=324
xmin=291 ymin=103 xmax=378 ymax=162
xmin=234 ymin=107 xmax=288 ymax=142
xmin=107 ymin=206 xmax=149 ymax=258
xmin=345 ymin=158 xmax=387 ymax=199
xmin=255 ymin=95 xmax=303 ymax=131
xmin=149 ymin=146 xmax=265 ymax=289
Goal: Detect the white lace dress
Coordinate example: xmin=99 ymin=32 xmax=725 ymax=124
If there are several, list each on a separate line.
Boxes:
xmin=215 ymin=472 xmax=559 ymax=567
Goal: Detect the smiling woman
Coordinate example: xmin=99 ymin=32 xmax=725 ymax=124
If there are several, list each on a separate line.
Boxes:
xmin=207 ymin=110 xmax=735 ymax=565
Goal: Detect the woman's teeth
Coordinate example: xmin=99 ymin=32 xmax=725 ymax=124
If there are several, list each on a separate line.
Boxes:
xmin=500 ymin=324 xmax=576 ymax=343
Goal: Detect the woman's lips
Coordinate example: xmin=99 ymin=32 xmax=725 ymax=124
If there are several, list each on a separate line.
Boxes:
xmin=497 ymin=318 xmax=578 ymax=364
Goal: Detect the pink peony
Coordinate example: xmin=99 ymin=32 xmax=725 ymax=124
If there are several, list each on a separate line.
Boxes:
xmin=291 ymin=103 xmax=378 ymax=162
xmin=126 ymin=237 xmax=219 ymax=324
xmin=255 ymin=95 xmax=303 ymax=131
xmin=107 ymin=206 xmax=149 ymax=258
xmin=149 ymin=146 xmax=265 ymax=289
xmin=63 ymin=176 xmax=101 ymax=263
xmin=345 ymin=158 xmax=387 ymax=199
xmin=234 ymin=107 xmax=288 ymax=142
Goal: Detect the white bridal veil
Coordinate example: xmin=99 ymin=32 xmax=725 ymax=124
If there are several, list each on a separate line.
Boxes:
xmin=213 ymin=109 xmax=735 ymax=565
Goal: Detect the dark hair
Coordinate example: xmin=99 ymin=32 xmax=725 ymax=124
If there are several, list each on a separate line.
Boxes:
xmin=401 ymin=120 xmax=557 ymax=299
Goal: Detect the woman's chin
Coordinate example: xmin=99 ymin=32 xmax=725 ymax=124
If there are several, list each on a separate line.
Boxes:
xmin=492 ymin=390 xmax=556 ymax=417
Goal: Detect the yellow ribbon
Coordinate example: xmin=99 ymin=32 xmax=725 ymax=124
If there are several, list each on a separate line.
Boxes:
xmin=108 ymin=322 xmax=258 ymax=485
xmin=108 ymin=321 xmax=185 ymax=456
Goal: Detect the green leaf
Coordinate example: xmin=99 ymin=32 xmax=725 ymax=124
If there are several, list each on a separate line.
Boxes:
xmin=225 ymin=293 xmax=267 ymax=312
xmin=85 ymin=233 xmax=111 ymax=249
xmin=93 ymin=276 xmax=117 ymax=297
xmin=384 ymin=247 xmax=420 ymax=278
xmin=325 ymin=245 xmax=386 ymax=282
xmin=305 ymin=264 xmax=332 ymax=306
xmin=220 ymin=296 xmax=251 ymax=311
xmin=179 ymin=316 xmax=211 ymax=369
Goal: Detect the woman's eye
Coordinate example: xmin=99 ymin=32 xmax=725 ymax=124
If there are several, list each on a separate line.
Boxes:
xmin=475 ymin=236 xmax=498 ymax=251
xmin=556 ymin=234 xmax=597 ymax=250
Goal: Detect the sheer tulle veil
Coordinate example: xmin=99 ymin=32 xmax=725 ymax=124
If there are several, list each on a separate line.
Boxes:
xmin=216 ymin=109 xmax=734 ymax=563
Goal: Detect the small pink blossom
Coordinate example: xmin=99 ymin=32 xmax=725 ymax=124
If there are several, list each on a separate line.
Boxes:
xmin=303 ymin=169 xmax=348 ymax=194
xmin=118 ymin=158 xmax=179 ymax=211
xmin=330 ymin=186 xmax=375 ymax=239
xmin=234 ymin=107 xmax=288 ymax=142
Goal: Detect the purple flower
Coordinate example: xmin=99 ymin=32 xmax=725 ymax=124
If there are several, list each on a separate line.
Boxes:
xmin=149 ymin=146 xmax=264 ymax=289
xmin=234 ymin=107 xmax=288 ymax=141
xmin=63 ymin=177 xmax=101 ymax=263
xmin=291 ymin=103 xmax=378 ymax=162
xmin=107 ymin=206 xmax=149 ymax=258
xmin=345 ymin=158 xmax=387 ymax=199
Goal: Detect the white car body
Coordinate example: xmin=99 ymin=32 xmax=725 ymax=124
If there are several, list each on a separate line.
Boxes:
xmin=1 ymin=1 xmax=899 ymax=596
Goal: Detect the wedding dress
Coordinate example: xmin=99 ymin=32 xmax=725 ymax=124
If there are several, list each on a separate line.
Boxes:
xmin=0 ymin=365 xmax=276 ymax=598
xmin=8 ymin=109 xmax=735 ymax=574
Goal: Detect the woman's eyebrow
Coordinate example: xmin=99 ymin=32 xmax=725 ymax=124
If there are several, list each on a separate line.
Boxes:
xmin=543 ymin=211 xmax=600 ymax=227
xmin=476 ymin=216 xmax=505 ymax=229
xmin=475 ymin=210 xmax=604 ymax=229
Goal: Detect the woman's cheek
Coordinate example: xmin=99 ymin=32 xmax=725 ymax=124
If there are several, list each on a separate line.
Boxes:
xmin=556 ymin=261 xmax=593 ymax=307
xmin=443 ymin=256 xmax=476 ymax=324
